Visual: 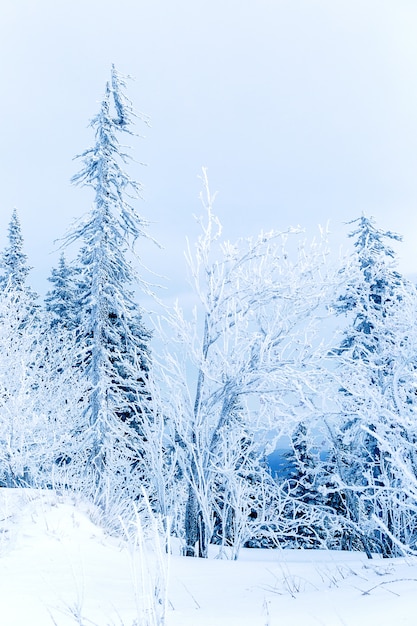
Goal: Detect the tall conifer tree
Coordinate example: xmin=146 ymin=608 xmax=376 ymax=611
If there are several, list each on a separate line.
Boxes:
xmin=327 ymin=215 xmax=406 ymax=555
xmin=64 ymin=66 xmax=152 ymax=501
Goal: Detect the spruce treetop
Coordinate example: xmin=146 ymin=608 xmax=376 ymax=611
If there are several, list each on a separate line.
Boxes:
xmin=347 ymin=214 xmax=402 ymax=278
xmin=68 ymin=68 xmax=149 ymax=252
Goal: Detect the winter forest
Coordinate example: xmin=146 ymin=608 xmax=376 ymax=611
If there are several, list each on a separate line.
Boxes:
xmin=2 ymin=65 xmax=417 ymax=566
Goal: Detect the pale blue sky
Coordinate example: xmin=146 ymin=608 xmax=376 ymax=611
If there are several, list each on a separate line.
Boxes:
xmin=1 ymin=0 xmax=417 ymax=298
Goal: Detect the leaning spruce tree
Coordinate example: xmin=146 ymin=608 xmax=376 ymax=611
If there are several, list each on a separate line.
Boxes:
xmin=64 ymin=66 xmax=152 ymax=503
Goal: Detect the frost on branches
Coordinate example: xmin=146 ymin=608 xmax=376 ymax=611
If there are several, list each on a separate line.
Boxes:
xmin=155 ymin=170 xmax=340 ymax=557
xmin=3 ymin=70 xmax=417 ymax=560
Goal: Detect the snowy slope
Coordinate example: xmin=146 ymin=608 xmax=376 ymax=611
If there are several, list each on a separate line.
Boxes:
xmin=0 ymin=488 xmax=416 ymax=625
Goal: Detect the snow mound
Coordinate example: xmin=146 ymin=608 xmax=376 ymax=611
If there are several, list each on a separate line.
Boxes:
xmin=0 ymin=488 xmax=104 ymax=552
xmin=0 ymin=489 xmax=141 ymax=625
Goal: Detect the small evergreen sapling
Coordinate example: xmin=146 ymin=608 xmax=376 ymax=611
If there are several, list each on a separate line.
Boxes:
xmin=45 ymin=253 xmax=79 ymax=330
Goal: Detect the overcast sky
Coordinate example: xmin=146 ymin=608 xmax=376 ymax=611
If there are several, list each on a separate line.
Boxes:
xmin=1 ymin=0 xmax=417 ymax=300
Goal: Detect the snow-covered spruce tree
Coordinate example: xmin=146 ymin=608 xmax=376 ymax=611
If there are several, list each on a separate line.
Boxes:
xmin=0 ymin=209 xmax=30 ymax=289
xmin=325 ymin=215 xmax=416 ymax=556
xmin=0 ymin=212 xmax=82 ymax=488
xmin=63 ymin=66 xmax=153 ymax=504
xmin=45 ymin=253 xmax=79 ymax=331
xmin=0 ymin=212 xmax=38 ymax=486
xmin=156 ymin=170 xmax=340 ymax=557
xmin=0 ymin=209 xmax=38 ymax=314
xmin=326 ymin=279 xmax=417 ymax=556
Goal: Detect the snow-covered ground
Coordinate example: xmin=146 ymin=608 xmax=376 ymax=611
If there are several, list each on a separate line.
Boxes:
xmin=0 ymin=489 xmax=416 ymax=625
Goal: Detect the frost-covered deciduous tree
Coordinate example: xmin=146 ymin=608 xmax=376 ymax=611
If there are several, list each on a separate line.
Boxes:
xmin=63 ymin=66 xmax=153 ymax=503
xmin=209 ymin=404 xmax=275 ymax=559
xmin=156 ymin=170 xmax=340 ymax=557
xmin=0 ymin=286 xmax=43 ymax=487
